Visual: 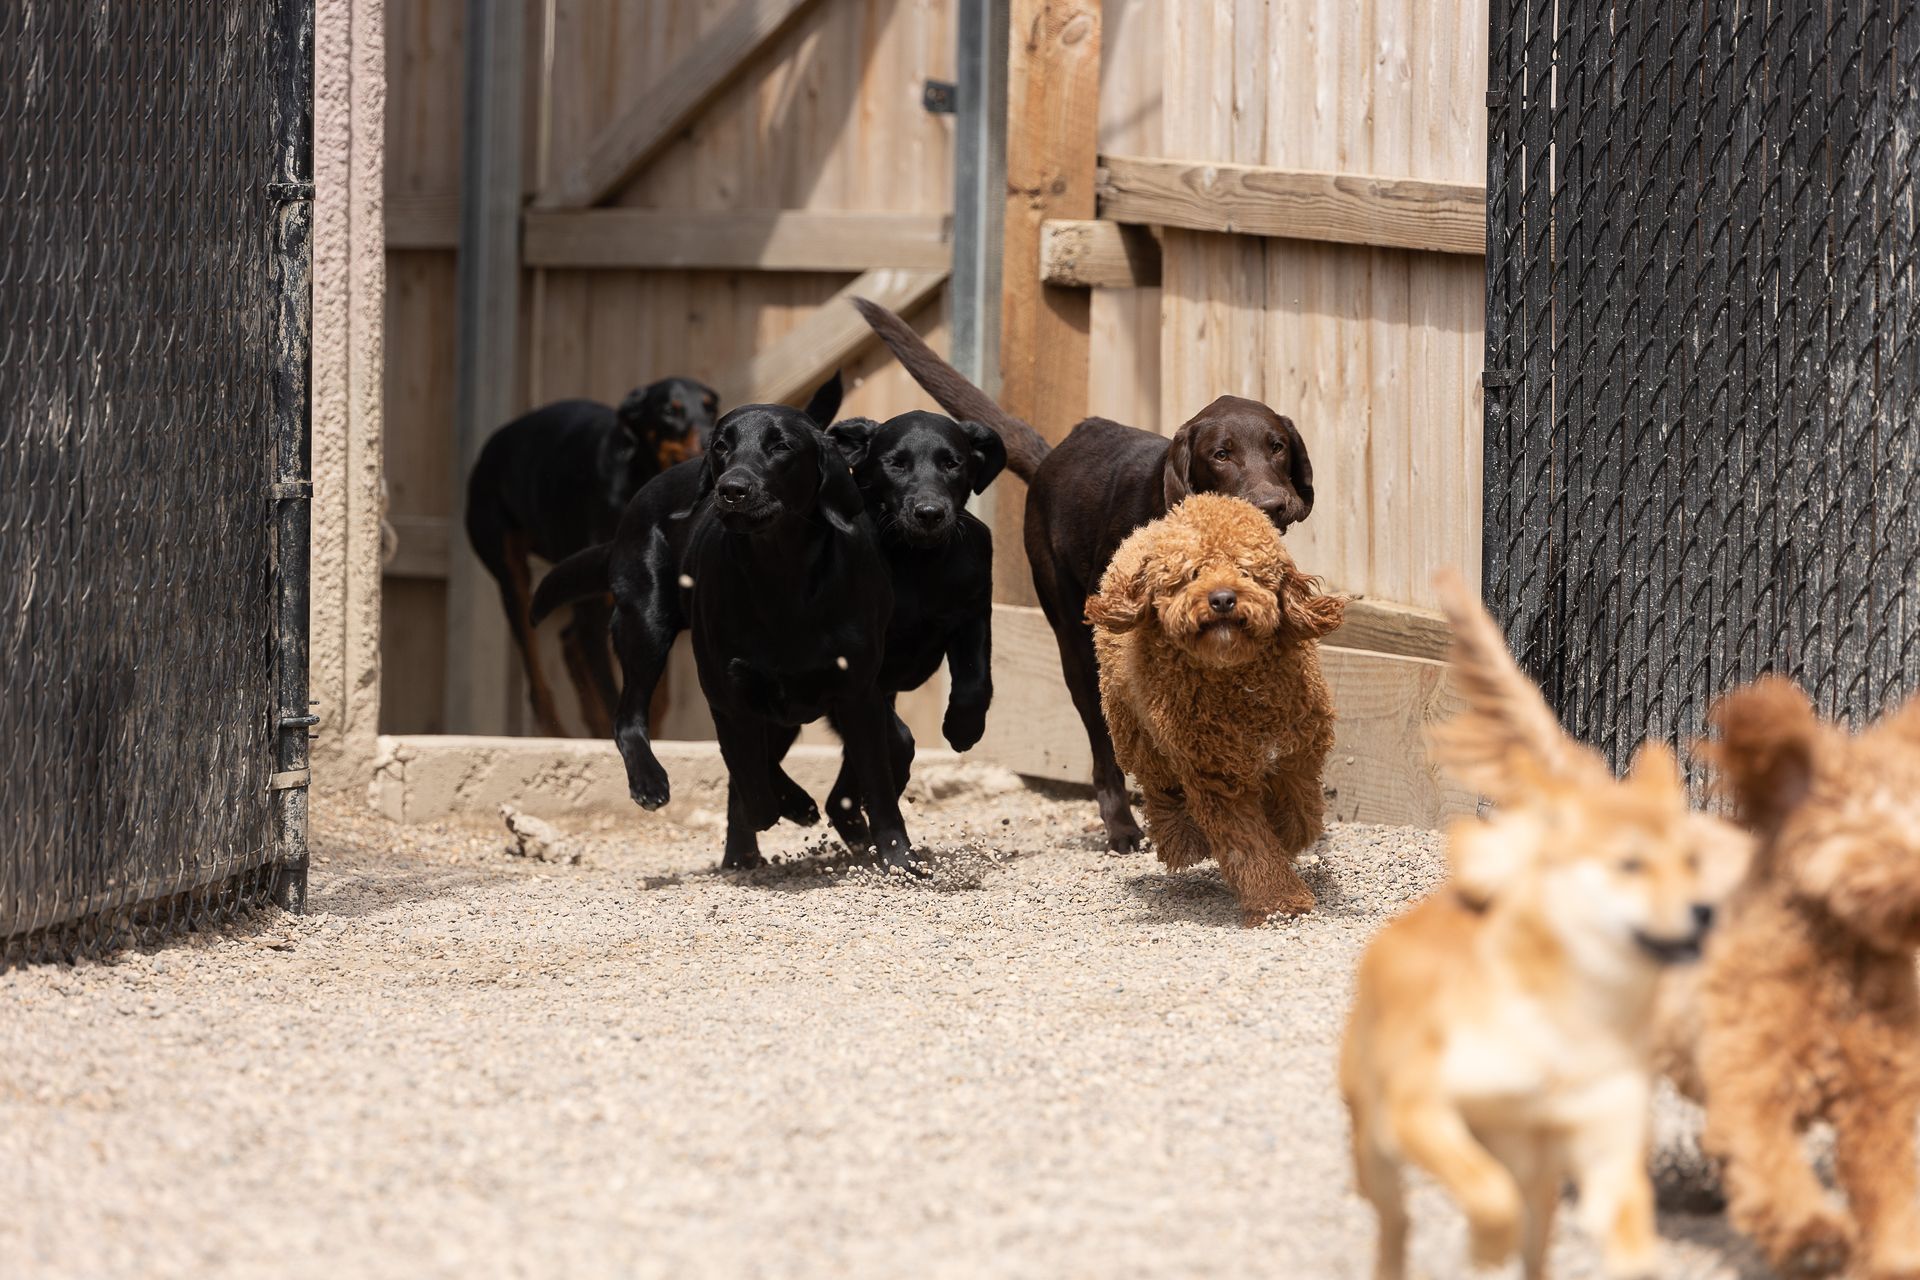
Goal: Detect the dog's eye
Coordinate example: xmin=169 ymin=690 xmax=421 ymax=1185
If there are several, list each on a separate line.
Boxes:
xmin=1212 ymin=446 xmax=1231 ymax=462
xmin=702 ymin=394 xmax=717 ymax=409
xmin=766 ymin=437 xmax=790 ymax=454
xmin=1269 ymin=437 xmax=1285 ymax=454
xmin=1616 ymin=856 xmax=1647 ymax=874
xmin=939 ymin=455 xmax=961 ymax=472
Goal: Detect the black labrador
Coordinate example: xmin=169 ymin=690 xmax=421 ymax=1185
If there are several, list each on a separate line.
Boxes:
xmin=467 ymin=375 xmax=840 ymax=735
xmin=817 ymin=410 xmax=1004 ymax=846
xmin=852 ymin=297 xmax=1315 ymax=852
xmin=533 ymin=404 xmax=914 ymax=871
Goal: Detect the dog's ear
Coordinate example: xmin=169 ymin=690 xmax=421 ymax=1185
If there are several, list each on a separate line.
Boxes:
xmin=1279 ymin=414 xmax=1314 ymax=517
xmin=1701 ymin=676 xmax=1820 ymax=835
xmin=1625 ymin=740 xmax=1685 ymax=803
xmin=958 ymin=420 xmax=1007 ymax=494
xmin=803 ymin=371 xmax=844 ymax=427
xmin=1085 ymin=563 xmax=1151 ymax=632
xmin=1276 ymin=565 xmax=1346 ymax=641
xmin=825 ymin=417 xmax=881 ymax=470
xmin=814 ymin=431 xmax=866 ymax=535
xmin=1162 ymin=424 xmax=1195 ymax=509
xmin=616 ymin=384 xmax=655 ymax=435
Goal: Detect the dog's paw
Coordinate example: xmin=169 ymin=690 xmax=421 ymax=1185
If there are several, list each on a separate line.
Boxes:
xmin=827 ymin=792 xmax=873 ymax=850
xmin=719 ymin=847 xmax=766 ymax=871
xmin=774 ymin=776 xmax=820 ymax=826
xmin=1465 ymin=1198 xmax=1521 ymax=1269
xmin=626 ymin=761 xmax=672 ymax=811
xmin=878 ymin=835 xmax=928 ymax=878
xmin=942 ymin=706 xmax=987 ymax=753
xmin=1770 ymin=1208 xmax=1853 ymax=1278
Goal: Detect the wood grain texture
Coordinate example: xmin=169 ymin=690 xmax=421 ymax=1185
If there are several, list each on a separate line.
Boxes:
xmin=523 ymin=209 xmax=952 ymax=271
xmin=386 ymin=191 xmax=460 ymax=249
xmin=536 ymin=0 xmax=825 ymax=208
xmin=1037 ymin=218 xmax=1160 ymax=287
xmin=981 ymin=605 xmax=1471 ymax=827
xmin=716 ymin=267 xmax=948 ymax=408
xmin=1087 ymin=0 xmax=1164 ymax=432
xmin=995 ymin=0 xmax=1102 ymax=608
xmin=1099 ymin=154 xmax=1487 ymax=255
xmin=1330 ymin=598 xmax=1452 ymax=663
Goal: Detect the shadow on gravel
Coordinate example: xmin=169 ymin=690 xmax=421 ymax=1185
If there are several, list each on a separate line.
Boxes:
xmin=1124 ymin=870 xmax=1242 ymax=927
xmin=1655 ymin=1214 xmax=1770 ymax=1279
xmin=310 ymin=862 xmax=501 ymax=919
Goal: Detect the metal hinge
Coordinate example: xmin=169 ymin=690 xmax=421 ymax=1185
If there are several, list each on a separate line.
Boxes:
xmin=268 ymin=767 xmax=311 ymax=792
xmin=923 ymin=80 xmax=958 ymax=114
xmin=271 ymin=480 xmax=312 ymax=501
xmin=1482 ymin=367 xmax=1518 ymax=389
xmin=268 ymin=179 xmax=315 ymax=204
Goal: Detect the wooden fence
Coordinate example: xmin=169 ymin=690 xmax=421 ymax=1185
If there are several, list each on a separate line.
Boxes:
xmin=377 ymin=0 xmax=1488 ymax=826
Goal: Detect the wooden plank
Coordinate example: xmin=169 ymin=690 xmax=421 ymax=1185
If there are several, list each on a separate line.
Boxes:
xmin=536 ymin=0 xmax=824 ymax=209
xmin=523 ymin=209 xmax=952 ymax=271
xmin=1037 ymin=218 xmax=1160 ymax=287
xmin=384 ymin=514 xmax=451 ymax=580
xmin=385 ymin=191 xmax=460 ymax=249
xmin=718 ymin=267 xmax=947 ymax=408
xmin=997 ymin=0 xmax=1102 ymax=609
xmin=977 ymin=604 xmax=1471 ymax=828
xmin=1330 ymin=597 xmax=1451 ymax=663
xmin=1098 ymin=154 xmax=1487 ymax=256
xmin=444 ymin=0 xmax=524 ymax=736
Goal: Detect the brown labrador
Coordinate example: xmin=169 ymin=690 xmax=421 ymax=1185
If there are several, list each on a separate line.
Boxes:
xmin=853 ymin=298 xmax=1314 ymax=850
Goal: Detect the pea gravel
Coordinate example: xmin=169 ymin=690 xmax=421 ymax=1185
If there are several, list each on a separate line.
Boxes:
xmin=3 ymin=776 xmax=1771 ymax=1279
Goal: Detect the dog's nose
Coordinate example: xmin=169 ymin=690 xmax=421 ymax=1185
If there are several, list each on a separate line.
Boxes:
xmin=1692 ymin=903 xmax=1715 ymax=933
xmin=1208 ymin=589 xmax=1237 ymax=615
xmin=716 ymin=476 xmax=753 ymax=506
xmin=913 ymin=502 xmax=945 ymax=527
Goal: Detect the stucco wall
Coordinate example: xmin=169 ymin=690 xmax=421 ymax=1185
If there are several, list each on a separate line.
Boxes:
xmin=310 ymin=0 xmax=386 ymax=793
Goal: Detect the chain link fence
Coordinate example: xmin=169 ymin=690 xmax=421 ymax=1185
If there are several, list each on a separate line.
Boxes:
xmin=1485 ymin=0 xmax=1920 ymax=770
xmin=0 ymin=0 xmax=312 ymax=965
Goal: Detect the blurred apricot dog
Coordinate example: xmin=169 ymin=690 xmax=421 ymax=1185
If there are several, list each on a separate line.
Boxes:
xmin=1653 ymin=677 xmax=1920 ymax=1279
xmin=1340 ymin=571 xmax=1730 ymax=1280
xmin=1084 ymin=494 xmax=1343 ymax=924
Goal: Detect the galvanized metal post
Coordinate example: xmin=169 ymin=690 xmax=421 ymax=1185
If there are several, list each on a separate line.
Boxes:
xmin=269 ymin=0 xmax=316 ymax=911
xmin=950 ymin=0 xmax=1008 ymax=525
xmin=950 ymin=0 xmax=1009 ymax=391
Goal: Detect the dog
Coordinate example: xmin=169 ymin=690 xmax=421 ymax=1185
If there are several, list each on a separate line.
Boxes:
xmin=1340 ymin=570 xmax=1725 ymax=1280
xmin=1652 ymin=677 xmax=1920 ymax=1279
xmin=816 ymin=410 xmax=1004 ymax=846
xmin=466 ymin=376 xmax=845 ymax=737
xmin=1083 ymin=494 xmax=1342 ymax=924
xmin=530 ymin=404 xmax=915 ymax=872
xmin=854 ymin=297 xmax=1314 ymax=852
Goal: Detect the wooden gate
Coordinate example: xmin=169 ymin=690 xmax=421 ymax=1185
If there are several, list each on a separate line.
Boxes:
xmin=382 ymin=0 xmax=959 ymax=738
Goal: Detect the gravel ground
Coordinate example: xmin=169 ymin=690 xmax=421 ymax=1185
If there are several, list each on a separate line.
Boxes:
xmin=3 ymin=773 xmax=1771 ymax=1279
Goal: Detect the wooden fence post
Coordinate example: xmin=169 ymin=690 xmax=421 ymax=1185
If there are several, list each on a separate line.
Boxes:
xmin=995 ymin=0 xmax=1101 ymax=606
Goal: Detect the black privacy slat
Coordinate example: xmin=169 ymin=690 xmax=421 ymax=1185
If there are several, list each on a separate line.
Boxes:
xmin=1485 ymin=0 xmax=1920 ymax=773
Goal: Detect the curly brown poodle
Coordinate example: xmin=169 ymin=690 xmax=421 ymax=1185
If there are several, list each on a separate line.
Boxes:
xmin=1084 ymin=494 xmax=1344 ymax=925
xmin=1655 ymin=677 xmax=1920 ymax=1279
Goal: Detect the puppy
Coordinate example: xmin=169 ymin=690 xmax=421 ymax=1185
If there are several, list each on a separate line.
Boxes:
xmin=1654 ymin=677 xmax=1920 ymax=1279
xmin=532 ymin=404 xmax=913 ymax=872
xmin=818 ymin=411 xmax=1004 ymax=844
xmin=1083 ymin=494 xmax=1342 ymax=925
xmin=855 ymin=297 xmax=1313 ymax=851
xmin=464 ymin=377 xmax=721 ymax=736
xmin=1340 ymin=570 xmax=1726 ymax=1280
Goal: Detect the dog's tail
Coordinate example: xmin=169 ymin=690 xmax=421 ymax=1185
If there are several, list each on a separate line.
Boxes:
xmin=850 ymin=296 xmax=1052 ymax=482
xmin=530 ymin=543 xmax=611 ymax=626
xmin=1427 ymin=569 xmax=1610 ymax=801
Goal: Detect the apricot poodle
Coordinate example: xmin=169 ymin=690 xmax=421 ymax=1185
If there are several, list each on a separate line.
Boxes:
xmin=1655 ymin=676 xmax=1920 ymax=1279
xmin=1085 ymin=494 xmax=1344 ymax=924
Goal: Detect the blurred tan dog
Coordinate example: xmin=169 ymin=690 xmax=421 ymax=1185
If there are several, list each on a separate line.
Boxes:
xmin=1340 ymin=571 xmax=1733 ymax=1280
xmin=1654 ymin=677 xmax=1920 ymax=1279
xmin=1085 ymin=494 xmax=1344 ymax=924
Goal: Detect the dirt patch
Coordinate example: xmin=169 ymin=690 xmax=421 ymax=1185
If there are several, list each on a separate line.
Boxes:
xmin=2 ymin=787 xmax=1761 ymax=1279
